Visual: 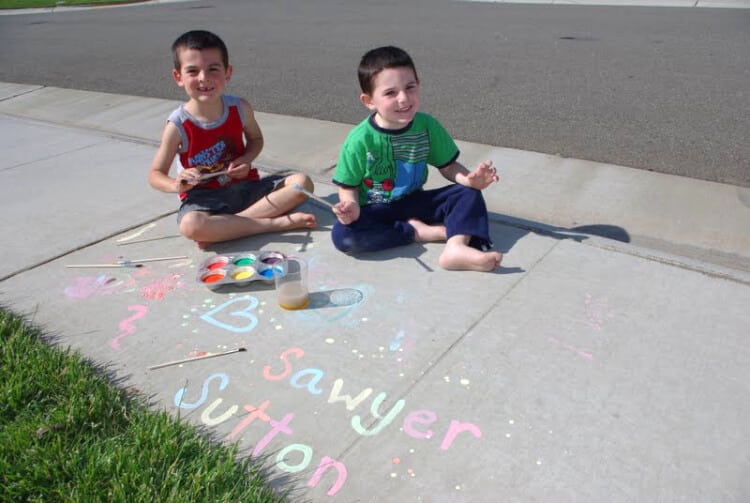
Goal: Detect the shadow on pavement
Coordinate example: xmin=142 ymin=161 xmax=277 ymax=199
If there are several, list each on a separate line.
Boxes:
xmin=196 ymin=207 xmax=630 ymax=281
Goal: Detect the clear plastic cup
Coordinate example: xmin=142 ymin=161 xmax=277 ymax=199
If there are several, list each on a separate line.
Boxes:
xmin=275 ymin=257 xmax=310 ymax=310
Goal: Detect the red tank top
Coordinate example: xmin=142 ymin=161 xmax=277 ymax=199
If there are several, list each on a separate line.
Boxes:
xmin=169 ymin=95 xmax=260 ymax=200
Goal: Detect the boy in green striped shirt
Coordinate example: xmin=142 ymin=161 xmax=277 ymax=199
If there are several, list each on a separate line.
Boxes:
xmin=332 ymin=46 xmax=503 ymax=271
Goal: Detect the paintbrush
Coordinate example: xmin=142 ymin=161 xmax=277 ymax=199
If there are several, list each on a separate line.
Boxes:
xmin=125 ymin=255 xmax=188 ymax=264
xmin=65 ymin=255 xmax=188 ymax=269
xmin=65 ymin=263 xmax=143 ymax=269
xmin=292 ymin=183 xmax=336 ymax=209
xmin=199 ymin=169 xmax=230 ymax=181
xmin=149 ymin=347 xmax=247 ymax=370
xmin=181 ymin=169 xmax=230 ymax=185
xmin=116 ymin=235 xmax=181 ymax=246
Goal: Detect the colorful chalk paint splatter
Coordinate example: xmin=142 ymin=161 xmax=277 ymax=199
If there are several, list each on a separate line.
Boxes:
xmin=140 ymin=274 xmax=185 ymax=301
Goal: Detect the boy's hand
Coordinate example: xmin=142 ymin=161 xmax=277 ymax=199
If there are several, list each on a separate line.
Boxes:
xmin=333 ymin=200 xmax=360 ymax=225
xmin=466 ymin=160 xmax=499 ymax=189
xmin=226 ymin=159 xmax=251 ymax=179
xmin=177 ymin=167 xmax=201 ymax=191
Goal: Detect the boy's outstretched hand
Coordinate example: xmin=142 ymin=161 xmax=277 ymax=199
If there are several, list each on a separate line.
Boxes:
xmin=466 ymin=160 xmax=499 ymax=189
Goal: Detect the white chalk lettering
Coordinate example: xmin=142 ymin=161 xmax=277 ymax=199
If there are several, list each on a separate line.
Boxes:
xmin=350 ymin=392 xmax=405 ymax=436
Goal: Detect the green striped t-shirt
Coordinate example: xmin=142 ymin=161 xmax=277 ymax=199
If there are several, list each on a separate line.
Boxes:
xmin=333 ymin=112 xmax=459 ymax=206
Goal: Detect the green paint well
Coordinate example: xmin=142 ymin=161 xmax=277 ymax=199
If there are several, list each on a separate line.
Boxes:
xmin=234 ymin=257 xmax=255 ymax=266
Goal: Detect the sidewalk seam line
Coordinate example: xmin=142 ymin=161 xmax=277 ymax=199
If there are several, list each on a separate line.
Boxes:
xmin=0 ymin=85 xmax=45 ymax=103
xmin=0 ymin=211 xmax=176 ymax=284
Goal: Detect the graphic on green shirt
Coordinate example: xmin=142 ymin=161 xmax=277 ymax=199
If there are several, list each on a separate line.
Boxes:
xmin=391 ymin=130 xmax=429 ymax=200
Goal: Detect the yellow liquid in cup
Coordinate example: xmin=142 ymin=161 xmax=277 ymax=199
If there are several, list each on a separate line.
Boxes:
xmin=277 ymin=281 xmax=310 ymax=310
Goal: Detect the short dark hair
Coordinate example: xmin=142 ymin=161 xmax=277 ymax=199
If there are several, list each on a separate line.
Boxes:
xmin=358 ymin=46 xmax=418 ymax=95
xmin=172 ymin=30 xmax=229 ymax=71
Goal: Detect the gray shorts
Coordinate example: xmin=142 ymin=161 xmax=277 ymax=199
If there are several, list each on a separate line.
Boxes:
xmin=177 ymin=175 xmax=284 ymax=224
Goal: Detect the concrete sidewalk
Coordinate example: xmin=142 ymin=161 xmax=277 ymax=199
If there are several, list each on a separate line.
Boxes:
xmin=1 ymin=82 xmax=749 ymax=501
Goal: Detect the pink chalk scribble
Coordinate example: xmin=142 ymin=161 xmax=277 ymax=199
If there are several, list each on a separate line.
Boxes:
xmin=584 ymin=293 xmax=611 ymax=331
xmin=548 ymin=337 xmax=594 ymax=361
xmin=64 ymin=274 xmax=134 ymax=299
xmin=140 ymin=274 xmax=184 ymax=301
xmin=575 ymin=349 xmax=594 ymax=360
xmin=111 ymin=305 xmax=149 ymax=351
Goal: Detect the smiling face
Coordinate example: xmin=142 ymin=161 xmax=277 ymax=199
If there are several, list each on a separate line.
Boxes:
xmin=172 ymin=47 xmax=232 ymax=105
xmin=360 ymin=66 xmax=420 ymax=130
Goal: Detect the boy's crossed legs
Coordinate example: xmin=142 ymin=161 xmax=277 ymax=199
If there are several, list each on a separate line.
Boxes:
xmin=178 ymin=172 xmax=317 ymax=248
xmin=333 ymin=184 xmax=502 ymax=272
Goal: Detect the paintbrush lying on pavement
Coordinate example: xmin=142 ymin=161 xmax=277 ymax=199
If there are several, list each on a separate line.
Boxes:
xmin=149 ymin=347 xmax=247 ymax=370
xmin=65 ymin=255 xmax=188 ymax=269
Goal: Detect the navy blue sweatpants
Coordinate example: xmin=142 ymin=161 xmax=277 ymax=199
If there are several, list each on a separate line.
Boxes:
xmin=331 ymin=184 xmax=492 ymax=254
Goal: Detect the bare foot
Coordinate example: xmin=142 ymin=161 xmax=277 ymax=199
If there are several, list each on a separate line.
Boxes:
xmin=408 ymin=219 xmax=446 ymax=242
xmin=283 ymin=212 xmax=317 ymax=230
xmin=196 ymin=240 xmax=209 ymax=250
xmin=438 ymin=238 xmax=503 ymax=272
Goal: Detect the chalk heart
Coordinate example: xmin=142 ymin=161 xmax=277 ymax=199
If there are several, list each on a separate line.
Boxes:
xmin=200 ymin=296 xmax=259 ymax=333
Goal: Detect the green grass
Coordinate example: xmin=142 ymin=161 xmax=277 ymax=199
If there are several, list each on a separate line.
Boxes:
xmin=0 ymin=0 xmax=142 ymax=9
xmin=0 ymin=308 xmax=286 ymax=502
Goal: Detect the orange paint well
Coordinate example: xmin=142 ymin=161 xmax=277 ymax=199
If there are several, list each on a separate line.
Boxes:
xmin=202 ymin=273 xmax=224 ymax=283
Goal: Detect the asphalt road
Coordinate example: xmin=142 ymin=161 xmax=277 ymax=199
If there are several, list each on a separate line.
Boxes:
xmin=1 ymin=0 xmax=748 ymax=187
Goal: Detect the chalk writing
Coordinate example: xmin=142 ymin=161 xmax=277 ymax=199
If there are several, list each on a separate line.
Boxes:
xmin=389 ymin=330 xmax=406 ymax=351
xmin=174 ymin=372 xmax=229 ymax=409
xmin=172 ymin=347 xmax=483 ymax=496
xmin=199 ymin=295 xmax=259 ymax=333
xmin=111 ymin=305 xmax=148 ymax=351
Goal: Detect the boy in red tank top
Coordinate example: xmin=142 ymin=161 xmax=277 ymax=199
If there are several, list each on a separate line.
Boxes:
xmin=148 ymin=30 xmax=317 ymax=248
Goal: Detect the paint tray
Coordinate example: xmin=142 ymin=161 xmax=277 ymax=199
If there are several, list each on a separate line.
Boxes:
xmin=196 ymin=251 xmax=286 ymax=290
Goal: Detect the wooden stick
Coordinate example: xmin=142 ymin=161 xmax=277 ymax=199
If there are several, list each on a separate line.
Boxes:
xmin=65 ymin=255 xmax=187 ymax=269
xmin=149 ymin=348 xmax=247 ymax=370
xmin=116 ymin=235 xmax=181 ymax=246
xmin=65 ymin=263 xmax=142 ymax=269
xmin=292 ymin=183 xmax=336 ymax=209
xmin=180 ymin=169 xmax=230 ymax=185
xmin=199 ymin=169 xmax=230 ymax=181
xmin=125 ymin=255 xmax=188 ymax=264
